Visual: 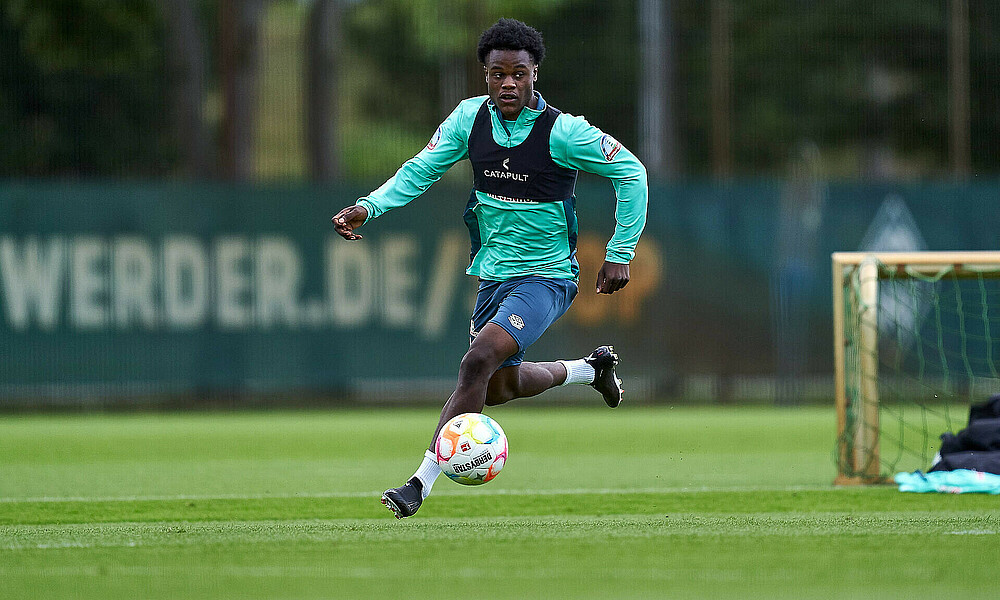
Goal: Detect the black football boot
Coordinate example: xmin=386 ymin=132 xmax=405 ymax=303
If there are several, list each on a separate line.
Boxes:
xmin=584 ymin=345 xmax=623 ymax=408
xmin=381 ymin=477 xmax=423 ymax=519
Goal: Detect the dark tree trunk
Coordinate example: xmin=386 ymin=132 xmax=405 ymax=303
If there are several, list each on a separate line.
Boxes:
xmin=157 ymin=0 xmax=212 ymax=177
xmin=305 ymin=0 xmax=341 ymax=180
xmin=219 ymin=0 xmax=265 ymax=181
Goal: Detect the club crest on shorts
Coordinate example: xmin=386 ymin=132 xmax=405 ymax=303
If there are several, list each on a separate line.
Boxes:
xmin=508 ymin=314 xmax=525 ymax=330
xmin=426 ymin=126 xmax=442 ymax=150
xmin=600 ymin=134 xmax=621 ymax=161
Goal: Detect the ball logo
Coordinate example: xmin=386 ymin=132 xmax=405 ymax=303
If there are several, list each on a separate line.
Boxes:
xmin=508 ymin=314 xmax=525 ymax=330
xmin=426 ymin=127 xmax=442 ymax=150
xmin=460 ymin=441 xmax=471 ymax=452
xmin=600 ymin=134 xmax=621 ymax=161
xmin=453 ymin=450 xmax=494 ymax=473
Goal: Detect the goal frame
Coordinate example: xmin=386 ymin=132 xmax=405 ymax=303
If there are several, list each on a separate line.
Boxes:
xmin=832 ymin=251 xmax=1000 ymax=485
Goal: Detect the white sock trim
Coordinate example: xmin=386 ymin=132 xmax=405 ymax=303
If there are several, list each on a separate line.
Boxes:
xmin=557 ymin=359 xmax=595 ymax=386
xmin=412 ymin=450 xmax=441 ymax=499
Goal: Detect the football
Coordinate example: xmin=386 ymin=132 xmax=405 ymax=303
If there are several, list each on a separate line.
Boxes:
xmin=435 ymin=412 xmax=508 ymax=485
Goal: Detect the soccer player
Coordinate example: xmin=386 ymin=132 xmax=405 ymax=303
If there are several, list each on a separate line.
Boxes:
xmin=332 ymin=18 xmax=648 ymax=519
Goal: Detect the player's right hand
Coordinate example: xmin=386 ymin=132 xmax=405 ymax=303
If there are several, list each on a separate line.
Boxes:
xmin=331 ymin=205 xmax=368 ymax=240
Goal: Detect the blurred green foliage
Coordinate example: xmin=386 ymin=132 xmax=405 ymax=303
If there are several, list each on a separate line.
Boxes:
xmin=339 ymin=0 xmax=582 ymax=179
xmin=342 ymin=0 xmax=1000 ymax=179
xmin=0 ymin=0 xmax=172 ymax=177
xmin=0 ymin=0 xmax=997 ymax=180
xmin=670 ymin=0 xmax=998 ymax=177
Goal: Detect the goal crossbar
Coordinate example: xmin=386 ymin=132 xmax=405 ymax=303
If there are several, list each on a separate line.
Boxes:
xmin=833 ymin=251 xmax=1000 ymax=485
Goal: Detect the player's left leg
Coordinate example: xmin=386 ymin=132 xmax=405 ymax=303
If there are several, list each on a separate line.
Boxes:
xmin=382 ymin=323 xmax=517 ymax=519
xmin=382 ymin=276 xmax=581 ymax=519
xmin=430 ymin=323 xmax=520 ymax=444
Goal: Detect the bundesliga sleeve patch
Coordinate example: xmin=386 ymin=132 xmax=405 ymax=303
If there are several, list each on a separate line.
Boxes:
xmin=426 ymin=127 xmax=442 ymax=150
xmin=600 ymin=134 xmax=622 ymax=161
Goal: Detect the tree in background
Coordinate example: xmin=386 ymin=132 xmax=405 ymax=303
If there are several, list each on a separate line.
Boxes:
xmin=158 ymin=0 xmax=212 ymax=178
xmin=676 ymin=0 xmax=1000 ymax=178
xmin=305 ymin=0 xmax=341 ymax=180
xmin=338 ymin=0 xmax=577 ymax=180
xmin=0 ymin=0 xmax=262 ymax=180
xmin=217 ymin=0 xmax=264 ymax=180
xmin=0 ymin=0 xmax=173 ymax=177
xmin=339 ymin=0 xmax=1000 ymax=181
xmin=968 ymin=1 xmax=1000 ymax=177
xmin=0 ymin=0 xmax=997 ymax=180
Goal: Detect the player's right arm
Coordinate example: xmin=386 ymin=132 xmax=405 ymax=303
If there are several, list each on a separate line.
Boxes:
xmin=331 ymin=97 xmax=484 ymax=240
xmin=331 ymin=204 xmax=368 ymax=240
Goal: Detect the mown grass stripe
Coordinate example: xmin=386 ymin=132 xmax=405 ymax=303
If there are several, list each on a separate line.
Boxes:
xmin=0 ymin=484 xmax=840 ymax=504
xmin=3 ymin=512 xmax=999 ymax=551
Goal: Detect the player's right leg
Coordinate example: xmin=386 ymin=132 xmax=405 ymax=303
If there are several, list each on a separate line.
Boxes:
xmin=484 ymin=361 xmax=565 ymax=405
xmin=582 ymin=345 xmax=623 ymax=408
xmin=476 ymin=277 xmax=621 ymax=407
xmin=486 ymin=346 xmax=623 ymax=408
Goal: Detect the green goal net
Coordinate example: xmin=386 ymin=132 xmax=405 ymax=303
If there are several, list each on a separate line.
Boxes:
xmin=833 ymin=252 xmax=1000 ymax=484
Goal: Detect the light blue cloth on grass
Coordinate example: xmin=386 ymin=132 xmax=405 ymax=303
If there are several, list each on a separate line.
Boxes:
xmin=895 ymin=469 xmax=1000 ymax=494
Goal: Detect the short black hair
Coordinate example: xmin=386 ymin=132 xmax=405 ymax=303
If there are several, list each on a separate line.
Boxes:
xmin=477 ymin=18 xmax=545 ymax=65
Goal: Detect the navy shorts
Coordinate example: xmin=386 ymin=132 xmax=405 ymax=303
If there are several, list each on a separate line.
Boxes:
xmin=470 ymin=276 xmax=578 ymax=368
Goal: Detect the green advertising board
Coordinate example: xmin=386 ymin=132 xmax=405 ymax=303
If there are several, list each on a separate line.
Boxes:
xmin=1 ymin=180 xmax=997 ymax=406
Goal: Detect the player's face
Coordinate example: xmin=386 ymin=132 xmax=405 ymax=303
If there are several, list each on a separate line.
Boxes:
xmin=484 ymin=49 xmax=538 ymax=120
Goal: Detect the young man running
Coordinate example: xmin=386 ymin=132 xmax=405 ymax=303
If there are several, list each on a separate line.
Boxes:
xmin=332 ymin=18 xmax=648 ymax=519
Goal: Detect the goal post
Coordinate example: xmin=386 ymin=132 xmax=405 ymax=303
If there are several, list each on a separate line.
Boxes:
xmin=833 ymin=251 xmax=1000 ymax=485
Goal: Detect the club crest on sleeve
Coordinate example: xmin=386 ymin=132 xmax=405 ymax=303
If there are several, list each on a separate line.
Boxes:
xmin=600 ymin=134 xmax=621 ymax=161
xmin=508 ymin=314 xmax=525 ymax=330
xmin=427 ymin=126 xmax=442 ymax=150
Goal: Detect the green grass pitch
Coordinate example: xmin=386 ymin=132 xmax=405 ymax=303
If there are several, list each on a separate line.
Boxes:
xmin=1 ymin=406 xmax=998 ymax=599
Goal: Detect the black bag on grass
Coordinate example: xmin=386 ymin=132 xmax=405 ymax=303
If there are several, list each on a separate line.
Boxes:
xmin=929 ymin=394 xmax=1000 ymax=475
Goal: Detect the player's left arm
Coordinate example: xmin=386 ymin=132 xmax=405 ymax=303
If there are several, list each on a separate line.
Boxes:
xmin=550 ymin=114 xmax=648 ymax=294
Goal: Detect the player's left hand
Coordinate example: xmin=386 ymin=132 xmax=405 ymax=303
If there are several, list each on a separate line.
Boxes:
xmin=596 ymin=261 xmax=629 ymax=294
